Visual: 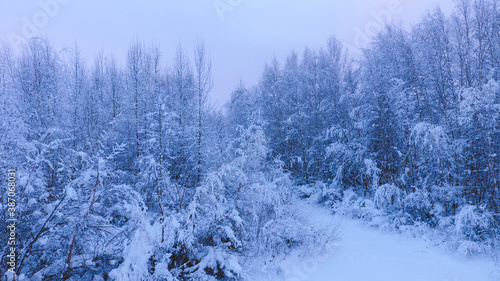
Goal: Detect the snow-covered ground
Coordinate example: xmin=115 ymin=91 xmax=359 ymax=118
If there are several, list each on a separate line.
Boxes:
xmin=279 ymin=200 xmax=499 ymax=281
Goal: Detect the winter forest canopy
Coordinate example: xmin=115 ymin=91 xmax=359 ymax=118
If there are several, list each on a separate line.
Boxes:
xmin=1 ymin=0 xmax=500 ymax=280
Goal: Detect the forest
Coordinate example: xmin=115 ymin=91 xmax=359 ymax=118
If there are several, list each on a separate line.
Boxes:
xmin=1 ymin=0 xmax=499 ymax=280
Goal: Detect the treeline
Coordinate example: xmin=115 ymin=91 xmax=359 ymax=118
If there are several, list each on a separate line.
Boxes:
xmin=0 ymin=37 xmax=322 ymax=280
xmin=232 ymin=1 xmax=500 ymax=212
xmin=226 ymin=0 xmax=499 ymax=254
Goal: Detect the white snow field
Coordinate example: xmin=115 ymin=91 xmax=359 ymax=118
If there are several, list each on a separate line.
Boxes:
xmin=279 ymin=200 xmax=499 ymax=281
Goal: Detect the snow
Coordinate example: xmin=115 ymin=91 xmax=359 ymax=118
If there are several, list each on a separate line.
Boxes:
xmin=279 ymin=199 xmax=498 ymax=281
xmin=25 ymin=184 xmax=34 ymax=193
xmin=28 ymin=198 xmax=37 ymax=205
xmin=66 ymin=186 xmax=77 ymax=199
xmin=38 ymin=237 xmax=48 ymax=246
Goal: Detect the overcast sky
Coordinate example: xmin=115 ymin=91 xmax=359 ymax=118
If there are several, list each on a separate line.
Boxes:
xmin=0 ymin=0 xmax=455 ymax=107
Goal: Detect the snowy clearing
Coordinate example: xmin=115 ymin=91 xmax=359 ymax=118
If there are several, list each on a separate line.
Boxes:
xmin=279 ymin=200 xmax=498 ymax=281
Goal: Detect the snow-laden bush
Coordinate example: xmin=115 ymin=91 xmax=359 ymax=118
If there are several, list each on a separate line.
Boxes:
xmin=432 ymin=184 xmax=462 ymax=216
xmin=299 ymin=181 xmax=342 ymax=206
xmin=333 ymin=190 xmax=384 ymax=224
xmin=108 ymin=221 xmax=163 ymax=281
xmin=109 ymin=203 xmax=198 ymax=281
xmin=182 ymin=170 xmax=244 ymax=280
xmin=356 ymin=199 xmax=381 ymax=222
xmin=374 ymin=184 xmax=401 ymax=210
xmin=454 ymin=205 xmax=494 ymax=257
xmin=403 ymin=189 xmax=437 ymax=226
xmin=97 ymin=183 xmax=167 ymax=281
xmin=187 ymin=247 xmax=242 ymax=281
xmin=296 ymin=183 xmax=317 ymax=199
xmin=325 ymin=138 xmax=369 ymax=190
xmin=334 ymin=189 xmax=359 ymax=217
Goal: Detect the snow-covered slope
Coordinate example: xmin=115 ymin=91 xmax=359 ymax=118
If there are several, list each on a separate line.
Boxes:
xmin=280 ymin=200 xmax=498 ymax=281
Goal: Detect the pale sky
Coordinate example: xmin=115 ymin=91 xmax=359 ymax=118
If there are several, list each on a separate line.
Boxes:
xmin=0 ymin=0 xmax=455 ymax=107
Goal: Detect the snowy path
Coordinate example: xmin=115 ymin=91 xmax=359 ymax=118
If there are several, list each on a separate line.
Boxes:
xmin=281 ymin=200 xmax=498 ymax=281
